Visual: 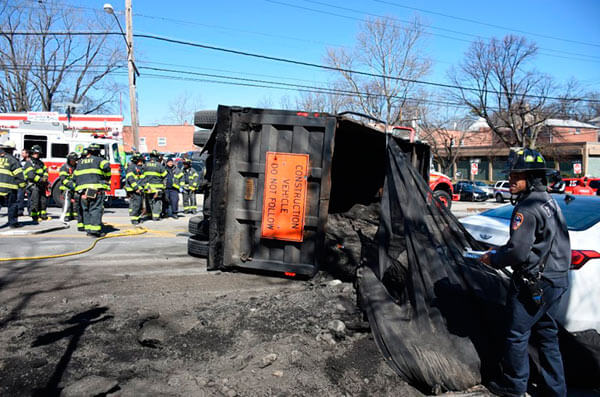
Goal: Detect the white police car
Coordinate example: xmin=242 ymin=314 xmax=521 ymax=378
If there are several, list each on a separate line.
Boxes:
xmin=460 ymin=194 xmax=600 ymax=333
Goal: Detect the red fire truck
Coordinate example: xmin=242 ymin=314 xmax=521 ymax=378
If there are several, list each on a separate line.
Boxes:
xmin=4 ymin=120 xmax=126 ymax=206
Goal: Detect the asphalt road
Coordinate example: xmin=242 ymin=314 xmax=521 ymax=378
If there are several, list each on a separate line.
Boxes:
xmin=0 ymin=200 xmax=508 ymax=396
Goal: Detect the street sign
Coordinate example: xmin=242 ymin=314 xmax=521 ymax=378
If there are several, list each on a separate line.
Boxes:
xmin=471 ymin=162 xmax=478 ymax=175
xmin=573 ymin=163 xmax=582 ymax=175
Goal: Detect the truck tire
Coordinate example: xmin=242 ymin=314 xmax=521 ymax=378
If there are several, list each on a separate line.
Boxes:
xmin=188 ymin=235 xmax=209 ymax=257
xmin=433 ymin=190 xmax=452 ymax=209
xmin=188 ymin=215 xmax=203 ymax=235
xmin=194 ymin=110 xmax=217 ymax=129
xmin=193 ymin=129 xmax=211 ymax=147
xmin=51 ymin=182 xmax=65 ymax=208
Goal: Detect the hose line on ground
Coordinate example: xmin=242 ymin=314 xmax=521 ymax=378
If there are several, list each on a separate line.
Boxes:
xmin=0 ymin=227 xmax=148 ymax=262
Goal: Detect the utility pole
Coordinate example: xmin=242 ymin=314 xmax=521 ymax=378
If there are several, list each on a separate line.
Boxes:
xmin=125 ymin=0 xmax=140 ymax=151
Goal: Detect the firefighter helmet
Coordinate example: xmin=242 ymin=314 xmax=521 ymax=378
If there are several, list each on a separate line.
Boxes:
xmin=31 ymin=145 xmax=43 ymax=154
xmin=67 ymin=152 xmax=79 ymax=161
xmin=504 ymin=148 xmax=552 ymax=174
xmin=149 ymin=150 xmax=160 ymax=158
xmin=1 ymin=140 xmax=16 ymax=150
xmin=87 ymin=143 xmax=102 ymax=154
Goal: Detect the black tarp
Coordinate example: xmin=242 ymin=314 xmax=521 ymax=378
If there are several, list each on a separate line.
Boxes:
xmin=357 ymin=138 xmax=600 ymax=393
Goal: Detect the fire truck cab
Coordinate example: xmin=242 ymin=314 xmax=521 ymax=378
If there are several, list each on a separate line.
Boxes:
xmin=4 ymin=120 xmax=126 ymax=206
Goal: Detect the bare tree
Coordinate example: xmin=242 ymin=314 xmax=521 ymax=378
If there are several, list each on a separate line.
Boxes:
xmin=419 ymin=107 xmax=474 ymax=175
xmin=167 ymin=91 xmax=203 ymax=124
xmin=552 ymin=79 xmax=600 ymax=122
xmin=449 ymin=35 xmax=558 ymax=149
xmin=295 ymin=87 xmax=348 ymax=114
xmin=0 ymin=0 xmax=123 ymax=114
xmin=326 ymin=16 xmax=431 ymax=125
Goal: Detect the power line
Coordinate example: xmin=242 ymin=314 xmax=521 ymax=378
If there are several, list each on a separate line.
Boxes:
xmin=2 ymin=30 xmax=599 ymax=103
xmin=373 ymin=0 xmax=600 ymax=49
xmin=269 ymin=0 xmax=600 ymax=62
xmin=12 ymin=0 xmax=600 ymax=63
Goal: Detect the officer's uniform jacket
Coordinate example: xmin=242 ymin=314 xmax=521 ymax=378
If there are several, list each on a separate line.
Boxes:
xmin=165 ymin=165 xmax=183 ymax=190
xmin=0 ymin=152 xmax=25 ymax=195
xmin=490 ymin=188 xmax=571 ymax=287
xmin=73 ymin=155 xmax=111 ymax=192
xmin=58 ymin=162 xmax=76 ymax=191
xmin=141 ymin=159 xmax=166 ymax=193
xmin=181 ymin=167 xmax=200 ymax=191
xmin=24 ymin=158 xmax=48 ymax=185
xmin=125 ymin=162 xmax=143 ymax=192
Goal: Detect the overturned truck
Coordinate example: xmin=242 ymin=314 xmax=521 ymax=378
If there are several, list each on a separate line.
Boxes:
xmin=188 ymin=106 xmax=600 ymax=393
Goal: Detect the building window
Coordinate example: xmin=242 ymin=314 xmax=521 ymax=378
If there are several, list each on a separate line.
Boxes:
xmin=157 ymin=137 xmax=167 ymax=147
xmin=139 ymin=137 xmax=146 ymax=145
xmin=575 ymin=128 xmax=580 ymax=135
xmin=24 ymin=135 xmax=48 ymax=158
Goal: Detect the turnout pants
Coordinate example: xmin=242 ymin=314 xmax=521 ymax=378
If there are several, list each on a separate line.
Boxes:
xmin=75 ymin=193 xmax=84 ymax=230
xmin=29 ymin=184 xmax=48 ymax=220
xmin=499 ymin=280 xmax=567 ymax=397
xmin=1 ymin=190 xmax=19 ymax=226
xmin=63 ymin=190 xmax=78 ymax=220
xmin=81 ymin=191 xmax=105 ymax=233
xmin=128 ymin=191 xmax=143 ymax=224
xmin=182 ymin=190 xmax=197 ymax=213
xmin=146 ymin=192 xmax=163 ymax=220
xmin=17 ymin=187 xmax=26 ymax=215
xmin=166 ymin=188 xmax=179 ymax=217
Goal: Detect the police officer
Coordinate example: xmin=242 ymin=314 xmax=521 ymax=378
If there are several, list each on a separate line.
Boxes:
xmin=141 ymin=150 xmax=166 ymax=221
xmin=74 ymin=143 xmax=111 ymax=237
xmin=57 ymin=152 xmax=79 ymax=221
xmin=164 ymin=157 xmax=183 ymax=219
xmin=481 ymin=148 xmax=570 ymax=397
xmin=181 ymin=159 xmax=200 ymax=214
xmin=125 ymin=153 xmax=144 ymax=224
xmin=0 ymin=140 xmax=25 ymax=228
xmin=24 ymin=144 xmax=49 ymax=222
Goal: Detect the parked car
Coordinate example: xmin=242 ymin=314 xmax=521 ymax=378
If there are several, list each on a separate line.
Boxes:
xmin=453 ymin=181 xmax=488 ymax=201
xmin=460 ymin=194 xmax=600 ymax=333
xmin=493 ymin=180 xmax=511 ymax=203
xmin=473 ymin=180 xmax=494 ymax=198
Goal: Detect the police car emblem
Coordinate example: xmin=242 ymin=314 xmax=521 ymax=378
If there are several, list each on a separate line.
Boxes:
xmin=512 ymin=212 xmax=524 ymax=230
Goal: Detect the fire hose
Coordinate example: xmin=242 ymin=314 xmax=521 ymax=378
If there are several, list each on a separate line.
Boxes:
xmin=0 ymin=227 xmax=147 ymax=262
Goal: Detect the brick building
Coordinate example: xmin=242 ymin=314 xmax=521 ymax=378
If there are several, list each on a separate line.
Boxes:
xmin=429 ymin=118 xmax=600 ymax=181
xmin=122 ymin=123 xmax=196 ymax=153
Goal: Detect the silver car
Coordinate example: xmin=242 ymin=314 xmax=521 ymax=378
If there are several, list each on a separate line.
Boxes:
xmin=493 ymin=180 xmax=511 ymax=202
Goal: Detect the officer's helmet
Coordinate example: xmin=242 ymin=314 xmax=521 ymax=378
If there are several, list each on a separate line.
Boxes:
xmin=149 ymin=150 xmax=159 ymax=159
xmin=67 ymin=152 xmax=79 ymax=161
xmin=505 ymin=148 xmax=551 ymax=174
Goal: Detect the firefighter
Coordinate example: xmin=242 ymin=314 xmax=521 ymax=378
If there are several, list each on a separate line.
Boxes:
xmin=74 ymin=143 xmax=111 ymax=237
xmin=17 ymin=148 xmax=29 ymax=216
xmin=164 ymin=157 xmax=183 ymax=219
xmin=57 ymin=152 xmax=79 ymax=221
xmin=181 ymin=159 xmax=200 ymax=214
xmin=0 ymin=140 xmax=25 ymax=228
xmin=24 ymin=144 xmax=49 ymax=222
xmin=142 ymin=150 xmax=166 ymax=221
xmin=125 ymin=153 xmax=144 ymax=224
xmin=481 ymin=148 xmax=570 ymax=397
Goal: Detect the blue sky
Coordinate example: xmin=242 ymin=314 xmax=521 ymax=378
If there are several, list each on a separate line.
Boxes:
xmin=88 ymin=0 xmax=600 ymax=125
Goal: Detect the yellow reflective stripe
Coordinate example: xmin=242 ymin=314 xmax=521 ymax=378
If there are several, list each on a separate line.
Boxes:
xmin=0 ymin=182 xmax=18 ymax=189
xmin=75 ymin=183 xmax=106 ymax=191
xmin=0 ymin=168 xmax=12 ymax=176
xmin=59 ymin=171 xmax=69 ymax=176
xmin=74 ymin=168 xmax=104 ymax=176
xmin=24 ymin=167 xmax=34 ymax=174
xmin=126 ymin=172 xmax=136 ymax=178
xmin=144 ymin=171 xmax=163 ymax=177
xmin=13 ymin=168 xmax=23 ymax=175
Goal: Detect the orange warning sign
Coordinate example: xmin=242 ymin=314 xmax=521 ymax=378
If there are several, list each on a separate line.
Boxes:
xmin=261 ymin=152 xmax=309 ymax=242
